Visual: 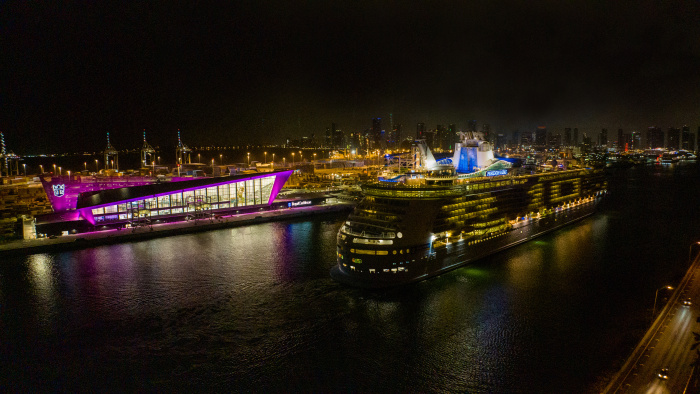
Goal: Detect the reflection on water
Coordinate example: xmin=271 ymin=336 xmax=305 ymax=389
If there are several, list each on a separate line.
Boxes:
xmin=1 ymin=164 xmax=700 ymax=392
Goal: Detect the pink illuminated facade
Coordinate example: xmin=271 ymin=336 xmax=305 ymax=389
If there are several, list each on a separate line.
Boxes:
xmin=40 ymin=171 xmax=293 ymax=226
xmin=40 ymin=176 xmax=159 ymax=213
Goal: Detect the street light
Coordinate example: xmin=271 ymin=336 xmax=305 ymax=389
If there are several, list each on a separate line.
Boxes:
xmin=39 ymin=164 xmax=43 ymax=174
xmin=652 ymin=285 xmax=674 ymax=319
xmin=690 ymin=241 xmax=700 ymax=264
xmin=292 ymin=152 xmax=295 ymax=167
xmin=84 ymin=162 xmax=87 ymax=171
xmin=272 ymin=153 xmax=275 ymax=168
xmin=53 ymin=164 xmax=56 ymax=174
xmin=264 ymin=151 xmax=267 ymax=164
xmin=247 ymin=152 xmax=250 ymax=165
xmin=23 ymin=163 xmax=26 ymax=176
xmin=95 ymin=159 xmax=98 ymax=172
xmin=220 ymin=154 xmax=222 ymax=164
xmin=198 ymin=153 xmax=201 ymax=163
xmin=58 ymin=166 xmax=62 ymax=176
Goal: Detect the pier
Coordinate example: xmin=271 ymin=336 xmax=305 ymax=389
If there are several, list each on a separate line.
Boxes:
xmin=0 ymin=201 xmax=353 ymax=257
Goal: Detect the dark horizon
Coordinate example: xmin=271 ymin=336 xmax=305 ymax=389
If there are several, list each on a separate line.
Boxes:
xmin=2 ymin=1 xmax=700 ymax=154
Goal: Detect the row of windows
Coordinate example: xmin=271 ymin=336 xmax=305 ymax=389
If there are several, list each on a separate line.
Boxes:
xmin=463 ymin=180 xmax=513 ymax=192
xmin=349 ymin=248 xmax=412 ymax=256
xmin=91 ymin=176 xmax=276 ymax=220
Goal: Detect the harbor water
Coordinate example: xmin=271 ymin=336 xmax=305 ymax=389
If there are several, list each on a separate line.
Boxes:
xmin=2 ymin=163 xmax=700 ymax=392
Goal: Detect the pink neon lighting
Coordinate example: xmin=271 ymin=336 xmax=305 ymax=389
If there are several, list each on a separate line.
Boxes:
xmin=76 ymin=171 xmax=293 ymax=225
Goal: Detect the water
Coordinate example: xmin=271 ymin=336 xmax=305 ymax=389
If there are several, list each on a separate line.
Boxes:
xmin=2 ymin=163 xmax=700 ymax=393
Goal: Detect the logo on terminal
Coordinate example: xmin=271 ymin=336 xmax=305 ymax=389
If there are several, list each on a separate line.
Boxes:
xmin=52 ymin=184 xmax=66 ymax=197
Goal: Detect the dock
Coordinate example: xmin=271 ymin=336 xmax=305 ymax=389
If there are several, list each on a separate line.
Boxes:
xmin=0 ymin=202 xmax=354 ymax=257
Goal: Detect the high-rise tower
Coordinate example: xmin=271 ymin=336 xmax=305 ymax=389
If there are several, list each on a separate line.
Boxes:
xmin=647 ymin=127 xmax=664 ymax=149
xmin=372 ymin=118 xmax=382 ymax=149
xmin=416 ymin=123 xmax=426 ymax=139
xmin=667 ymin=127 xmax=680 ymax=150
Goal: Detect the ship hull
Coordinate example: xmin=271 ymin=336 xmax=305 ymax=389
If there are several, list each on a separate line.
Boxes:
xmin=331 ymin=195 xmax=602 ymax=288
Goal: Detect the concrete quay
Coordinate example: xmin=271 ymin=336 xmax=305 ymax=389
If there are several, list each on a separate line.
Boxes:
xmin=0 ymin=202 xmax=354 ymax=257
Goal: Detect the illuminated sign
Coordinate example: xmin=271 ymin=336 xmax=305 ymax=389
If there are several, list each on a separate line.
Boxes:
xmin=52 ymin=184 xmax=66 ymax=197
xmin=486 ymin=169 xmax=508 ymax=177
xmin=288 ymin=200 xmax=312 ymax=207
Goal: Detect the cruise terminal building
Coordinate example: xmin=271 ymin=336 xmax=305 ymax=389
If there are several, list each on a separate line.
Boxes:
xmin=36 ymin=170 xmax=296 ymax=234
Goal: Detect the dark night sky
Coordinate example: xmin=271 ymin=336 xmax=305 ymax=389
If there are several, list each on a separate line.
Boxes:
xmin=2 ymin=1 xmax=700 ymax=153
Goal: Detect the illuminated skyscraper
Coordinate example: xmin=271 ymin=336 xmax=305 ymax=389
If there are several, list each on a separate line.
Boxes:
xmin=632 ymin=131 xmax=642 ymax=150
xmin=447 ymin=124 xmax=457 ymax=149
xmin=681 ymin=126 xmax=693 ymax=151
xmin=617 ymin=129 xmax=631 ymax=151
xmin=547 ymin=133 xmax=561 ymax=148
xmin=325 ymin=125 xmax=332 ymax=148
xmin=582 ymin=133 xmax=592 ymax=152
xmin=389 ymin=123 xmax=402 ymax=150
xmin=667 ymin=127 xmax=680 ymax=150
xmin=372 ymin=118 xmax=382 ymax=149
xmin=332 ymin=124 xmax=343 ymax=149
xmin=435 ymin=125 xmax=446 ymax=150
xmin=599 ymin=128 xmax=608 ymax=148
xmin=534 ymin=126 xmax=547 ymax=147
xmin=482 ymin=124 xmax=491 ymax=143
xmin=564 ymin=128 xmax=572 ymax=146
xmin=647 ymin=127 xmax=664 ymax=149
xmin=416 ymin=122 xmax=426 ymax=139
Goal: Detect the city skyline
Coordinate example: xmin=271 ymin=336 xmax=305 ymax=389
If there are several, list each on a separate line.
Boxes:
xmin=2 ymin=1 xmax=700 ymax=153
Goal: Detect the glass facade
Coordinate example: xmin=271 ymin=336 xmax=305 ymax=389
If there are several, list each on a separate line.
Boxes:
xmin=90 ymin=175 xmax=277 ymax=223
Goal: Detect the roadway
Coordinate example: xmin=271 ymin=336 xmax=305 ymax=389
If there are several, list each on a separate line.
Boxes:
xmin=605 ymin=248 xmax=700 ymax=393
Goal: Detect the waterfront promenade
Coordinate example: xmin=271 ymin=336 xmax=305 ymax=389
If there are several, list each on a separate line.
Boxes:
xmin=604 ymin=246 xmax=700 ymax=393
xmin=0 ymin=201 xmax=353 ymax=257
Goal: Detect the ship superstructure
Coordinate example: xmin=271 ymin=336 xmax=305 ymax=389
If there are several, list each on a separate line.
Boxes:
xmin=332 ymin=132 xmax=607 ymax=288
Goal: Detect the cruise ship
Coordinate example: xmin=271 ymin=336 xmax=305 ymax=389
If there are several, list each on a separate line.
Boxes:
xmin=331 ymin=132 xmax=607 ymax=288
